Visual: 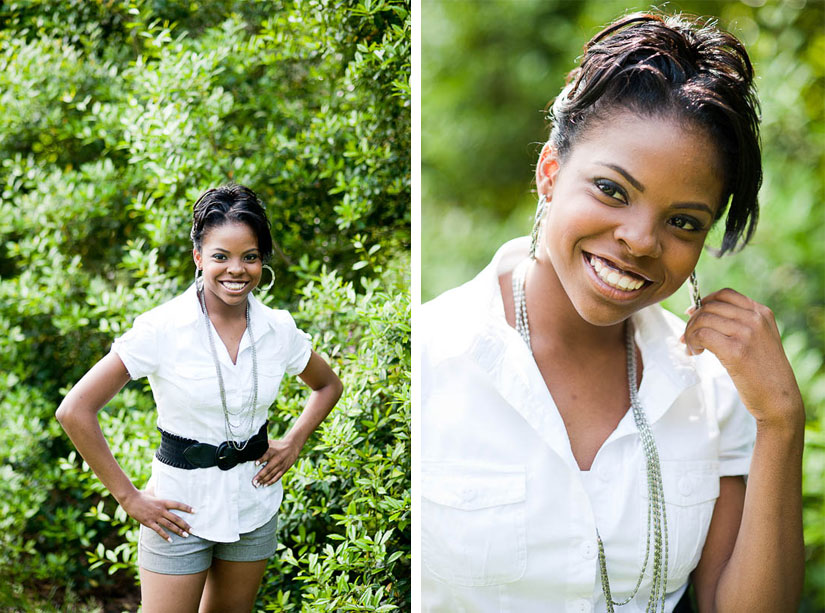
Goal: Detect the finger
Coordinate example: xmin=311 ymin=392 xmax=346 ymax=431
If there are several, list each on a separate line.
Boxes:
xmin=686 ymin=311 xmax=745 ymax=342
xmin=256 ymin=460 xmax=288 ymax=487
xmin=151 ymin=522 xmax=174 ymax=543
xmin=688 ymin=325 xmax=743 ymax=363
xmin=159 ymin=515 xmax=190 ymax=538
xmin=266 ymin=470 xmax=285 ymax=486
xmin=698 ymin=287 xmax=754 ymax=310
xmin=253 ymin=465 xmax=275 ymax=487
xmin=164 ymin=499 xmax=196 ymax=515
xmin=684 ymin=315 xmax=733 ymax=355
xmin=164 ymin=511 xmax=193 ymax=535
xmin=688 ymin=299 xmax=766 ymax=331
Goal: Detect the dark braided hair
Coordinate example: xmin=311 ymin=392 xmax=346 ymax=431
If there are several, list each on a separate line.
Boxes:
xmin=548 ymin=12 xmax=761 ymax=254
xmin=190 ymin=184 xmax=273 ymax=260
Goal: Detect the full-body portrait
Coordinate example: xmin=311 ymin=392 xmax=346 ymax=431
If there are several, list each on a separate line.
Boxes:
xmin=57 ymin=185 xmax=343 ymax=612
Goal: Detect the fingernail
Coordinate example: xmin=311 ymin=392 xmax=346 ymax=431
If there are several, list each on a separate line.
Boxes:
xmin=182 ymin=531 xmax=189 ymax=538
xmin=191 ymin=508 xmax=196 ymax=514
xmin=167 ymin=537 xmax=173 ymax=543
xmin=253 ymin=479 xmax=259 ymax=488
xmin=255 ymin=460 xmax=260 ymax=466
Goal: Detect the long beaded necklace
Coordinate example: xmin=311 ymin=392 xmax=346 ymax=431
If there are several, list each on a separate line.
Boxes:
xmin=512 ymin=260 xmax=668 ymax=612
xmin=197 ymin=283 xmax=259 ymax=450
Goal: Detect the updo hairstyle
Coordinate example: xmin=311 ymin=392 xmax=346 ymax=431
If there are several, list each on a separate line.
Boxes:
xmin=190 ymin=184 xmax=273 ymax=260
xmin=548 ymin=12 xmax=761 ymax=254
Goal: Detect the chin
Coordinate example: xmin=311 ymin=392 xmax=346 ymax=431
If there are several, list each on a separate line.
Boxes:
xmin=571 ymin=295 xmax=639 ymax=328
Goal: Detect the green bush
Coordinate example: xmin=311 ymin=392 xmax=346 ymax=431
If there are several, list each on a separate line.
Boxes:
xmin=0 ymin=0 xmax=410 ymax=609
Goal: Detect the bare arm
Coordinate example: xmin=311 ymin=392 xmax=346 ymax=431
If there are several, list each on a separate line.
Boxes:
xmin=684 ymin=289 xmax=805 ymax=611
xmin=56 ymin=352 xmax=194 ymax=542
xmin=253 ymin=350 xmax=343 ymax=486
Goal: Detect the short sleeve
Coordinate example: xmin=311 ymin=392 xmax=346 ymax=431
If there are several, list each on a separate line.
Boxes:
xmin=710 ymin=367 xmax=756 ymax=477
xmin=111 ymin=313 xmax=161 ymax=380
xmin=283 ymin=313 xmax=312 ymax=376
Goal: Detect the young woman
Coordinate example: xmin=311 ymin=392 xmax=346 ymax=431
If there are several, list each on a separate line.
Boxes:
xmin=421 ymin=12 xmax=804 ymax=613
xmin=57 ymin=184 xmax=343 ymax=613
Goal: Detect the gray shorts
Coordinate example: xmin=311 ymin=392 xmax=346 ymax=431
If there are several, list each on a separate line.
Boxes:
xmin=138 ymin=513 xmax=278 ymax=575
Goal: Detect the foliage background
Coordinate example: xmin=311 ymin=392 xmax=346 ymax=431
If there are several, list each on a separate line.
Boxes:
xmin=0 ymin=0 xmax=410 ymax=611
xmin=422 ymin=0 xmax=824 ymax=610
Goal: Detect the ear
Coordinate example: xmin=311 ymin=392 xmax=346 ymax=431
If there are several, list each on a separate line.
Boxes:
xmin=192 ymin=246 xmax=202 ymax=270
xmin=535 ymin=143 xmax=561 ymax=199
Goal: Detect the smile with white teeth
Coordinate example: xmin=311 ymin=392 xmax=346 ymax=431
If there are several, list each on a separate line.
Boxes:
xmin=220 ymin=281 xmax=248 ymax=291
xmin=588 ymin=254 xmax=646 ymax=292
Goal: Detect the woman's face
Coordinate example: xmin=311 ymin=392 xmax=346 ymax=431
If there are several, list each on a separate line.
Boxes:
xmin=536 ymin=110 xmax=725 ymax=327
xmin=193 ymin=221 xmax=263 ymax=309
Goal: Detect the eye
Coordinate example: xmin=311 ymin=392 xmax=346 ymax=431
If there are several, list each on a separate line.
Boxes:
xmin=594 ymin=179 xmax=628 ymax=203
xmin=669 ymin=215 xmax=703 ymax=232
xmin=244 ymin=253 xmax=259 ymax=262
xmin=212 ymin=253 xmax=227 ymax=261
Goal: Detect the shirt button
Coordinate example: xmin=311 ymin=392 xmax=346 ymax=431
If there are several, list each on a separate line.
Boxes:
xmin=567 ymin=598 xmax=592 ymax=613
xmin=579 ymin=540 xmax=597 ymax=560
xmin=678 ymin=475 xmax=693 ymax=497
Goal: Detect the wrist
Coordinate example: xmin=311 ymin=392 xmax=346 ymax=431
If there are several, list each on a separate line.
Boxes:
xmin=282 ymin=430 xmax=308 ymax=451
xmin=113 ymin=483 xmax=140 ymax=509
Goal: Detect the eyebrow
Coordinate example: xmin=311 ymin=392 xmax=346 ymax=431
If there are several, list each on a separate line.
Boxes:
xmin=211 ymin=247 xmax=260 ymax=254
xmin=597 ymin=162 xmax=646 ymax=193
xmin=597 ymin=161 xmax=716 ymax=217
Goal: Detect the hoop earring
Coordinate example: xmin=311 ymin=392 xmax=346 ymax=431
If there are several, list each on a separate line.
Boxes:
xmin=195 ymin=267 xmax=204 ymax=292
xmin=529 ymin=194 xmax=549 ymax=260
xmin=257 ymin=264 xmax=275 ymax=292
xmin=688 ymin=270 xmax=702 ymax=309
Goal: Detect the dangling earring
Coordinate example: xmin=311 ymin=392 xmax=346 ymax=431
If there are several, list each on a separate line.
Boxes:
xmin=688 ymin=270 xmax=702 ymax=309
xmin=257 ymin=264 xmax=275 ymax=292
xmin=529 ymin=194 xmax=549 ymax=260
xmin=195 ymin=267 xmax=204 ymax=292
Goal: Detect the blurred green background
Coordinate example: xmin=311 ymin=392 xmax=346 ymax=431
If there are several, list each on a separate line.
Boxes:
xmin=422 ymin=0 xmax=824 ymax=610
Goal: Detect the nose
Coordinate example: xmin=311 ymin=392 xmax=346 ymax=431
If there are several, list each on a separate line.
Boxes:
xmin=614 ymin=215 xmax=662 ymax=259
xmin=227 ymin=258 xmax=244 ymax=274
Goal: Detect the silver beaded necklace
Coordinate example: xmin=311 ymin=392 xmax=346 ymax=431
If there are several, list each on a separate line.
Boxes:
xmin=512 ymin=260 xmax=668 ymax=612
xmin=196 ymin=284 xmax=259 ymax=450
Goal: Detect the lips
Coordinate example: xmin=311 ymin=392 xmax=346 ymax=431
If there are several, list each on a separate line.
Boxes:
xmin=219 ymin=280 xmax=249 ymax=292
xmin=584 ymin=252 xmax=652 ymax=294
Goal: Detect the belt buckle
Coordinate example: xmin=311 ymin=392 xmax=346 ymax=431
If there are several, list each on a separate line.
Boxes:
xmin=215 ymin=441 xmax=239 ymax=471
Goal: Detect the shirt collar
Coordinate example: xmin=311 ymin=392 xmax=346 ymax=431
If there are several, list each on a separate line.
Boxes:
xmin=178 ymin=282 xmax=273 ymax=341
xmin=467 ymin=237 xmax=700 ymax=451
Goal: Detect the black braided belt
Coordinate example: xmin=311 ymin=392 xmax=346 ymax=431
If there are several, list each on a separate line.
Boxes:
xmin=155 ymin=421 xmax=269 ymax=471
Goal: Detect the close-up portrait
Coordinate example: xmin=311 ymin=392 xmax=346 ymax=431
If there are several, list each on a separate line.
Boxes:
xmin=0 ymin=1 xmax=410 ymax=611
xmin=421 ymin=1 xmax=823 ymax=612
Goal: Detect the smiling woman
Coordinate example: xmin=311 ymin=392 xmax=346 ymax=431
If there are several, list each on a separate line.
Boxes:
xmin=532 ymin=112 xmax=724 ymax=326
xmin=56 ymin=184 xmax=343 ymax=613
xmin=421 ymin=11 xmax=804 ymax=613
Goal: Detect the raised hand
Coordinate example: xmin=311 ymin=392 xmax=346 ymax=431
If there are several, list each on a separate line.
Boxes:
xmin=681 ymin=287 xmax=804 ymax=428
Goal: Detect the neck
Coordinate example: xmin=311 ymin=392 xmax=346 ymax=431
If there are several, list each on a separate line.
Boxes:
xmin=523 ymin=256 xmax=626 ymax=356
xmin=200 ymin=287 xmax=248 ymax=324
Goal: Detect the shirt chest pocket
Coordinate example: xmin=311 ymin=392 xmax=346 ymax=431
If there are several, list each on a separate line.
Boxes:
xmin=422 ymin=463 xmax=527 ymax=587
xmin=171 ymin=363 xmax=218 ymax=409
xmin=639 ymin=460 xmax=720 ymax=586
xmin=257 ymin=363 xmax=286 ymax=407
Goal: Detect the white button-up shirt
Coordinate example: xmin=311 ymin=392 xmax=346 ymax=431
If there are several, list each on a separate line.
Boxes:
xmin=421 ymin=238 xmax=755 ymax=612
xmin=112 ymin=283 xmax=311 ymax=542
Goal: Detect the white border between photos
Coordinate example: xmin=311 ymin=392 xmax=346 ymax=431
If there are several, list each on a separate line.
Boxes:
xmin=410 ymin=0 xmax=421 ymax=611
